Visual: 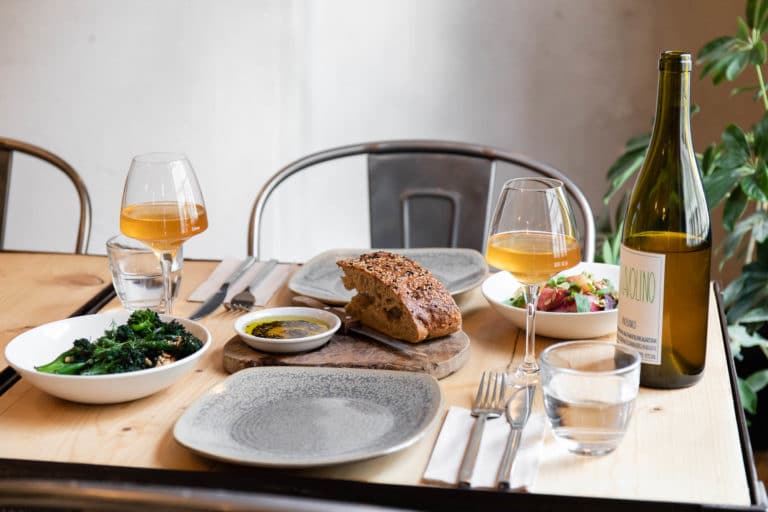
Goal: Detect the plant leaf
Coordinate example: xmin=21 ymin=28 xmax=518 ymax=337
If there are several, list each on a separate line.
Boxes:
xmin=731 ymin=84 xmax=761 ymax=96
xmin=700 ymin=144 xmax=721 ymax=176
xmin=723 ymin=186 xmax=749 ymax=230
xmin=721 ymin=124 xmax=752 ymax=164
xmin=699 ymin=36 xmax=737 ymax=62
xmin=753 ymin=211 xmax=768 ymax=242
xmin=741 ymin=306 xmax=768 ymax=322
xmin=603 ymin=153 xmax=645 ymax=204
xmin=758 ymin=0 xmax=768 ymax=30
xmin=738 ymin=16 xmax=751 ymax=41
xmin=740 ymin=174 xmax=768 ymax=202
xmin=625 ymin=132 xmax=652 ymax=153
xmin=726 ymin=51 xmax=750 ymax=81
xmin=703 ymin=165 xmax=753 ymax=209
xmin=747 ymin=369 xmax=768 ymax=392
xmin=751 ymin=39 xmax=768 ymax=66
xmin=748 ymin=0 xmax=759 ymax=28
xmin=729 ymin=324 xmax=768 ymax=349
xmin=739 ymin=378 xmax=758 ymax=415
xmin=754 ymin=114 xmax=768 ymax=159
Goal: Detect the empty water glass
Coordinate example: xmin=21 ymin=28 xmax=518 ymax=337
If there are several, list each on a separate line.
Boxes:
xmin=107 ymin=235 xmax=182 ymax=311
xmin=540 ymin=341 xmax=640 ymax=456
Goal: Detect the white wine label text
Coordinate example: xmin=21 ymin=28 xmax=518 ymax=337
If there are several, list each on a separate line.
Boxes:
xmin=616 ymin=246 xmax=665 ymax=365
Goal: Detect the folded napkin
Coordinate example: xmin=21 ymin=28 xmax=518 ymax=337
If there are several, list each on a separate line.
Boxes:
xmin=188 ymin=259 xmax=292 ymax=306
xmin=423 ymin=406 xmax=546 ymax=490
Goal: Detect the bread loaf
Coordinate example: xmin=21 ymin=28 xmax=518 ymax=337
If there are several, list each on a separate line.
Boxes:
xmin=337 ymin=251 xmax=462 ymax=343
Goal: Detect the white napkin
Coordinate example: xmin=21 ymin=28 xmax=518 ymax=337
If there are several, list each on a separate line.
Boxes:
xmin=423 ymin=406 xmax=546 ymax=490
xmin=188 ymin=259 xmax=292 ymax=306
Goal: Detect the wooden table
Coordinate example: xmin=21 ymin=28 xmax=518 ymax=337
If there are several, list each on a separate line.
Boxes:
xmin=0 ymin=252 xmax=763 ymax=511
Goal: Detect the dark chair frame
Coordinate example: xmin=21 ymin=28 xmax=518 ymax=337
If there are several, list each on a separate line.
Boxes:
xmin=0 ymin=137 xmax=92 ymax=254
xmin=248 ymin=140 xmax=595 ymax=261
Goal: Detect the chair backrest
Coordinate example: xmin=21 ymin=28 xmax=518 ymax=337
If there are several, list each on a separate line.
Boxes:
xmin=0 ymin=137 xmax=92 ymax=254
xmin=248 ymin=140 xmax=595 ymax=262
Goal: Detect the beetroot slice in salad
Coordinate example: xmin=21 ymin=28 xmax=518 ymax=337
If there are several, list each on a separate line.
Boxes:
xmin=505 ymin=272 xmax=618 ymax=313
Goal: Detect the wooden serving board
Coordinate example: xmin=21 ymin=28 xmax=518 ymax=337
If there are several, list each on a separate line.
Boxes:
xmin=222 ymin=329 xmax=470 ymax=379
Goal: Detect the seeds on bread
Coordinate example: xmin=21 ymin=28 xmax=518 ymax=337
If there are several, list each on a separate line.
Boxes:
xmin=337 ymin=251 xmax=462 ymax=343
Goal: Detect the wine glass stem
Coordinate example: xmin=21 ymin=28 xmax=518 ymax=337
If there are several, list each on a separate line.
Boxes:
xmin=160 ymin=252 xmax=174 ymax=315
xmin=521 ymin=283 xmax=540 ymax=374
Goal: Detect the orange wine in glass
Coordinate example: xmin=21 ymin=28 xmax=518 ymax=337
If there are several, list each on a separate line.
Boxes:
xmin=120 ymin=153 xmax=208 ymax=314
xmin=486 ymin=177 xmax=580 ymax=383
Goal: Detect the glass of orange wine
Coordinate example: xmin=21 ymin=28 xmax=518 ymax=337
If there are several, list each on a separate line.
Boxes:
xmin=119 ymin=153 xmax=208 ymax=315
xmin=486 ymin=177 xmax=580 ymax=384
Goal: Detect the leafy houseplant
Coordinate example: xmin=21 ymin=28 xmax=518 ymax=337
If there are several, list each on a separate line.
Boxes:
xmin=600 ymin=0 xmax=768 ymax=443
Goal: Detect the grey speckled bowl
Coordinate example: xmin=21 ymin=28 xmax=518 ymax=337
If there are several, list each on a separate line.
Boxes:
xmin=173 ymin=366 xmax=444 ymax=467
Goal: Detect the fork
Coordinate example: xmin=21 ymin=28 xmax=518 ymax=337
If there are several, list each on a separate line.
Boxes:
xmin=457 ymin=370 xmax=507 ymax=488
xmin=224 ymin=259 xmax=279 ymax=312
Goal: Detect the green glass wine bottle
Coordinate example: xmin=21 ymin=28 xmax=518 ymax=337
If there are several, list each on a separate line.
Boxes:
xmin=617 ymin=51 xmax=712 ymax=388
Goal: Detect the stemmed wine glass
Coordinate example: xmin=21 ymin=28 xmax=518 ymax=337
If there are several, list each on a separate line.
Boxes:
xmin=119 ymin=153 xmax=208 ymax=315
xmin=485 ymin=177 xmax=581 ymax=384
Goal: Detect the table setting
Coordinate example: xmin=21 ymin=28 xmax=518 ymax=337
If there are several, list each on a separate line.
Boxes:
xmin=0 ymin=152 xmax=760 ymax=511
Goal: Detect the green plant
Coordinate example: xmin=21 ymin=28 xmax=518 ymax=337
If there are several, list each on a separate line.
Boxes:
xmin=599 ymin=0 xmax=768 ymax=419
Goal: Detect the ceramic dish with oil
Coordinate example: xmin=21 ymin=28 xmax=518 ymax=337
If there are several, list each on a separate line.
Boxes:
xmin=234 ymin=306 xmax=341 ymax=353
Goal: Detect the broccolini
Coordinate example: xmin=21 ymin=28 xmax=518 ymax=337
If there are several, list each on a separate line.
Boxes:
xmin=36 ymin=309 xmax=203 ymax=375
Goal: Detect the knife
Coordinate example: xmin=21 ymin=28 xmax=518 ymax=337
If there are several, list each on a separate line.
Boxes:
xmin=190 ymin=257 xmax=257 ymax=320
xmin=497 ymin=383 xmax=535 ymax=491
xmin=291 ymin=295 xmax=430 ymax=361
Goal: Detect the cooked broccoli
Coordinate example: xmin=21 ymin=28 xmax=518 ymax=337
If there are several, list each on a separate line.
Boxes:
xmin=35 ymin=310 xmax=203 ymax=375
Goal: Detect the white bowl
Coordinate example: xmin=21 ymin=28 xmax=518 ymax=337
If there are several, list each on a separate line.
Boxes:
xmin=234 ymin=307 xmax=341 ymax=354
xmin=4 ymin=311 xmax=211 ymax=404
xmin=481 ymin=262 xmax=620 ymax=340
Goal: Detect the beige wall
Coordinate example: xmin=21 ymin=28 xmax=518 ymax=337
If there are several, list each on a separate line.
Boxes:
xmin=0 ymin=1 xmax=755 ymax=273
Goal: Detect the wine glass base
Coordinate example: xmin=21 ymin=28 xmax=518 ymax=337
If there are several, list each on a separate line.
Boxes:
xmin=509 ymin=365 xmax=540 ymax=387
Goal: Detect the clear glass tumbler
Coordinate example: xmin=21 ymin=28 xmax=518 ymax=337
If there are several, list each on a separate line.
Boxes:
xmin=106 ymin=235 xmax=183 ymax=311
xmin=540 ymin=341 xmax=641 ymax=456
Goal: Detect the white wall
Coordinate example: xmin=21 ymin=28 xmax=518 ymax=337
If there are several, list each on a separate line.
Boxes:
xmin=0 ymin=0 xmax=754 ymax=263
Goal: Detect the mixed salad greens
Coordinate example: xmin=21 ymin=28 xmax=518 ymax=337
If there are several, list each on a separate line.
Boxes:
xmin=36 ymin=309 xmax=204 ymax=375
xmin=506 ymin=272 xmax=618 ymax=313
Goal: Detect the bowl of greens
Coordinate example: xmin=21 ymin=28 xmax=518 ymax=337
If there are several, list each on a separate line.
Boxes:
xmin=4 ymin=309 xmax=211 ymax=404
xmin=481 ymin=262 xmax=620 ymax=339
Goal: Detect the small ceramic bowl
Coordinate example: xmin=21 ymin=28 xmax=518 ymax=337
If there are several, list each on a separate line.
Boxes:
xmin=4 ymin=311 xmax=211 ymax=404
xmin=482 ymin=262 xmax=620 ymax=339
xmin=234 ymin=306 xmax=341 ymax=354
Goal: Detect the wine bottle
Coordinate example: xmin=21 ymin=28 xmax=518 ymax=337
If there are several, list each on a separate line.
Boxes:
xmin=617 ymin=51 xmax=711 ymax=388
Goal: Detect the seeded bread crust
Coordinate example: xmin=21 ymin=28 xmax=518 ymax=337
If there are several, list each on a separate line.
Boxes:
xmin=336 ymin=251 xmax=462 ymax=343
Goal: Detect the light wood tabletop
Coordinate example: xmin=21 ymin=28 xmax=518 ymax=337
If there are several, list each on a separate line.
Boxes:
xmin=0 ymin=251 xmax=758 ymax=509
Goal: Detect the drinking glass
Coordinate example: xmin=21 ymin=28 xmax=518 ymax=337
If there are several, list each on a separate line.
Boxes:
xmin=119 ymin=153 xmax=208 ymax=315
xmin=107 ymin=234 xmax=183 ymax=311
xmin=540 ymin=341 xmax=641 ymax=455
xmin=485 ymin=177 xmax=580 ymax=384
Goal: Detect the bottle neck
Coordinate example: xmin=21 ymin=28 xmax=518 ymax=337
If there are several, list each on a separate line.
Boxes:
xmin=650 ymin=69 xmax=692 ymax=143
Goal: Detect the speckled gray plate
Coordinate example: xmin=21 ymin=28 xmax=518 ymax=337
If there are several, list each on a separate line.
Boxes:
xmin=173 ymin=367 xmax=444 ymax=467
xmin=289 ymin=248 xmax=488 ymax=305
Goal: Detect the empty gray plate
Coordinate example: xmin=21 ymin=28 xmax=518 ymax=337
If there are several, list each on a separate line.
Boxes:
xmin=173 ymin=367 xmax=444 ymax=467
xmin=289 ymin=248 xmax=488 ymax=305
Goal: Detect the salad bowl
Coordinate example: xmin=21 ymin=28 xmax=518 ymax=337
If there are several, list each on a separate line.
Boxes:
xmin=481 ymin=262 xmax=620 ymax=339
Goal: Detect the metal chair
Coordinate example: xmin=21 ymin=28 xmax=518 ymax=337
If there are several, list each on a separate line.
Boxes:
xmin=0 ymin=137 xmax=92 ymax=254
xmin=248 ymin=140 xmax=595 ymax=262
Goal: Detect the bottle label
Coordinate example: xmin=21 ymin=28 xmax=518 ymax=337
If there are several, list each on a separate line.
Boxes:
xmin=617 ymin=245 xmax=665 ymax=365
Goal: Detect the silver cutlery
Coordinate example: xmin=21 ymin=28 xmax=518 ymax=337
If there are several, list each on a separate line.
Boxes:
xmin=224 ymin=259 xmax=279 ymax=311
xmin=497 ymin=383 xmax=535 ymax=490
xmin=458 ymin=370 xmax=507 ymax=488
xmin=189 ymin=257 xmax=256 ymax=320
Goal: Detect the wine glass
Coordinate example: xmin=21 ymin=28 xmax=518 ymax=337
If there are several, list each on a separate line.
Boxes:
xmin=119 ymin=153 xmax=208 ymax=315
xmin=485 ymin=177 xmax=580 ymax=384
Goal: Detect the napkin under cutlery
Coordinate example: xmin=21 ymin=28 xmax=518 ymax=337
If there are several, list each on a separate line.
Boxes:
xmin=189 ymin=259 xmax=292 ymax=307
xmin=423 ymin=406 xmax=546 ymax=490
